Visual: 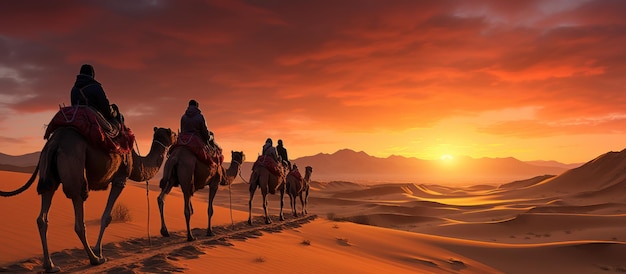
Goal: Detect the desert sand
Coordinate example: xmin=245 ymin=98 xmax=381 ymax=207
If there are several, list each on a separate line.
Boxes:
xmin=2 ymin=151 xmax=626 ymax=274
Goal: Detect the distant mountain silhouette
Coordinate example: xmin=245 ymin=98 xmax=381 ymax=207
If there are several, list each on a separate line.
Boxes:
xmin=524 ymin=160 xmax=583 ymax=170
xmin=288 ymin=149 xmax=575 ymax=184
xmin=0 ymin=152 xmax=40 ymax=167
xmin=0 ymin=149 xmax=582 ymax=185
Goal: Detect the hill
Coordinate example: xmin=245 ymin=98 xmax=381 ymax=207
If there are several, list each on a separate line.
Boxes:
xmin=497 ymin=148 xmax=626 ymax=202
xmin=0 ymin=149 xmax=580 ymax=185
xmin=0 ymin=164 xmax=36 ymax=174
xmin=237 ymin=149 xmax=577 ymax=185
xmin=0 ymin=152 xmax=40 ymax=167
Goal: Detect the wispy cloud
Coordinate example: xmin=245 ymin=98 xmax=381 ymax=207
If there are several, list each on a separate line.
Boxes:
xmin=0 ymin=0 xmax=624 ymax=161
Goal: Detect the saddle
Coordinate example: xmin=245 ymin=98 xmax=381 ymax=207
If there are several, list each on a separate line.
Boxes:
xmin=252 ymin=155 xmax=283 ymax=177
xmin=170 ymin=132 xmax=223 ymax=167
xmin=288 ymin=169 xmax=302 ymax=181
xmin=44 ymin=106 xmax=135 ymax=154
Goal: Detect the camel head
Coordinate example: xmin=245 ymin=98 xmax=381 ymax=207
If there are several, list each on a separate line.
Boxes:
xmin=153 ymin=126 xmax=177 ymax=148
xmin=231 ymin=150 xmax=245 ymax=165
xmin=219 ymin=150 xmax=245 ymax=186
xmin=306 ymin=166 xmax=313 ymax=174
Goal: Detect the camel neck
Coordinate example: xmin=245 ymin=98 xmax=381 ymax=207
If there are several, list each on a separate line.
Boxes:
xmin=129 ymin=141 xmax=168 ymax=182
xmin=225 ymin=160 xmax=241 ymax=181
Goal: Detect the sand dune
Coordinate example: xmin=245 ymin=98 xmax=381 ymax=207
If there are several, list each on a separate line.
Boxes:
xmin=3 ymin=151 xmax=626 ymax=274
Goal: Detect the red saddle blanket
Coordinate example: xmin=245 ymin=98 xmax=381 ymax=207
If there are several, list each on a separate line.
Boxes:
xmin=253 ymin=155 xmax=283 ymax=177
xmin=288 ymin=169 xmax=302 ymax=181
xmin=44 ymin=106 xmax=135 ymax=154
xmin=171 ymin=132 xmax=223 ymax=167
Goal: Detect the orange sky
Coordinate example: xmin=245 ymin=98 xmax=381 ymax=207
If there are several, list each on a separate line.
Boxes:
xmin=0 ymin=0 xmax=625 ymax=163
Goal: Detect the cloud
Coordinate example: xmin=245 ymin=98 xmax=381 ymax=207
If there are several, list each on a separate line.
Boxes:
xmin=0 ymin=0 xmax=625 ymax=159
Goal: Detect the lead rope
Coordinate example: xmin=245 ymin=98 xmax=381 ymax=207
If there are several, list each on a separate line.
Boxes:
xmin=228 ymin=160 xmax=246 ymax=229
xmin=229 ymin=177 xmax=234 ymax=229
xmin=228 ymin=161 xmax=238 ymax=229
xmin=134 ymin=140 xmax=151 ymax=245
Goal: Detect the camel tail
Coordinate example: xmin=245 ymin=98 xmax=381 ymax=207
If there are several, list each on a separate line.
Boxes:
xmin=0 ymin=163 xmax=39 ymax=197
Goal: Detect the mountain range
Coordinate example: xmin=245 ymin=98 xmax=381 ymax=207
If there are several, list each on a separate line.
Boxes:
xmin=0 ymin=149 xmax=585 ymax=185
xmin=270 ymin=149 xmax=582 ymax=184
xmin=0 ymin=152 xmax=40 ymax=173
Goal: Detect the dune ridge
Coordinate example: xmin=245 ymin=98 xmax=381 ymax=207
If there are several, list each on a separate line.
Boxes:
xmin=2 ymin=148 xmax=626 ymax=274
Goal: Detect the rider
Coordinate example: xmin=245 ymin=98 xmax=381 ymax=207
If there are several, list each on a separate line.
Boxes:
xmin=276 ymin=139 xmax=290 ymax=169
xmin=262 ymin=138 xmax=280 ymax=163
xmin=70 ymin=64 xmax=120 ymax=122
xmin=181 ymin=99 xmax=213 ymax=146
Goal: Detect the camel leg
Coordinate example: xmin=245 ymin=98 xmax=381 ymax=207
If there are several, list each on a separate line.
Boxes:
xmin=304 ymin=187 xmax=309 ymax=215
xmin=183 ymin=189 xmax=196 ymax=241
xmin=299 ymin=192 xmax=306 ymax=216
xmin=262 ymin=191 xmax=271 ymax=224
xmin=37 ymin=190 xmax=61 ymax=273
xmin=258 ymin=176 xmax=272 ymax=224
xmin=206 ymin=185 xmax=218 ymax=236
xmin=157 ymin=181 xmax=174 ymax=237
xmin=291 ymin=183 xmax=299 ymax=217
xmin=279 ymin=186 xmax=285 ymax=221
xmin=288 ymin=190 xmax=297 ymax=217
xmin=248 ymin=173 xmax=259 ymax=225
xmin=94 ymin=183 xmax=124 ymax=258
xmin=72 ymin=197 xmax=106 ymax=266
xmin=285 ymin=181 xmax=293 ymax=216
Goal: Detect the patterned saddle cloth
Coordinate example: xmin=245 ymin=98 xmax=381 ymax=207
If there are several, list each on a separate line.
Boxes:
xmin=252 ymin=155 xmax=283 ymax=177
xmin=170 ymin=132 xmax=223 ymax=167
xmin=44 ymin=106 xmax=135 ymax=154
xmin=288 ymin=169 xmax=302 ymax=181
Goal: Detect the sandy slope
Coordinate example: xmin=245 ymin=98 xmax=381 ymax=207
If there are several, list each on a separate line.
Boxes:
xmin=2 ymin=165 xmax=626 ymax=274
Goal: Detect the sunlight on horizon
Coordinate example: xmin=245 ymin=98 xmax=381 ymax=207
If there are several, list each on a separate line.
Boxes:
xmin=440 ymin=154 xmax=454 ymax=161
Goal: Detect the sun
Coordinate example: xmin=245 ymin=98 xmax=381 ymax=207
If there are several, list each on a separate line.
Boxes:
xmin=440 ymin=154 xmax=454 ymax=161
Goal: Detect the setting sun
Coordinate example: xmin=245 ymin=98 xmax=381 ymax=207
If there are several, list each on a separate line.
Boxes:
xmin=440 ymin=154 xmax=454 ymax=161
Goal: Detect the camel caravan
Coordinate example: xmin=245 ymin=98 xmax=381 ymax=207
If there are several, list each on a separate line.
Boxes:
xmin=0 ymin=64 xmax=313 ymax=273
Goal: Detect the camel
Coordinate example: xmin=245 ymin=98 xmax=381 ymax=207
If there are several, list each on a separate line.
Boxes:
xmin=286 ymin=166 xmax=313 ymax=216
xmin=0 ymin=126 xmax=176 ymax=273
xmin=158 ymin=149 xmax=245 ymax=241
xmin=247 ymin=161 xmax=288 ymax=225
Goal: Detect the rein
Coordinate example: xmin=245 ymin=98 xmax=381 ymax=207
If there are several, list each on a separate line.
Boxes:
xmin=152 ymin=140 xmax=168 ymax=150
xmin=231 ymin=159 xmax=249 ymax=184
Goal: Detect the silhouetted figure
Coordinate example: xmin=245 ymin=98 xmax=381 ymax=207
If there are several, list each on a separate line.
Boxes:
xmin=181 ymin=99 xmax=212 ymax=145
xmin=262 ymin=138 xmax=279 ymax=162
xmin=277 ymin=139 xmax=290 ymax=169
xmin=70 ymin=64 xmax=119 ymax=121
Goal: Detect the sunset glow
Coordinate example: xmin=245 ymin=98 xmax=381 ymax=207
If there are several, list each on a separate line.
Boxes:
xmin=1 ymin=1 xmax=625 ymax=163
xmin=440 ymin=154 xmax=454 ymax=161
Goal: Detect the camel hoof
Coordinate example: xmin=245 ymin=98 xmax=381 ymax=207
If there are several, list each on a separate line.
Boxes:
xmin=248 ymin=219 xmax=253 ymax=226
xmin=160 ymin=228 xmax=170 ymax=237
xmin=44 ymin=264 xmax=61 ymax=273
xmin=279 ymin=216 xmax=285 ymax=221
xmin=265 ymin=219 xmax=272 ymax=224
xmin=90 ymin=256 xmax=106 ymax=266
xmin=206 ymin=230 xmax=214 ymax=237
xmin=187 ymin=235 xmax=197 ymax=242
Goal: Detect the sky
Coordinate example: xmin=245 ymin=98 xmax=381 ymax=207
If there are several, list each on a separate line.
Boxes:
xmin=0 ymin=0 xmax=625 ymax=164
